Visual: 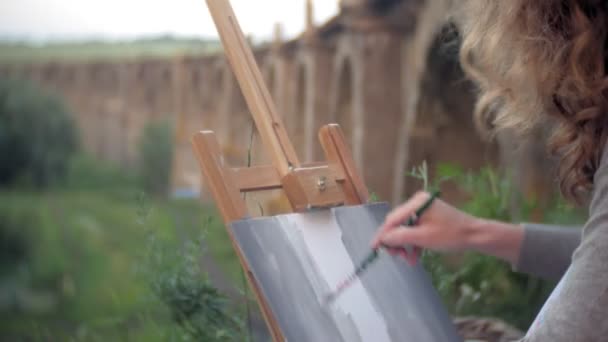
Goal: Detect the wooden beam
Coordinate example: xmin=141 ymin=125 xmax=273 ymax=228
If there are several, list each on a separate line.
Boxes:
xmin=303 ymin=161 xmax=328 ymax=168
xmin=206 ymin=0 xmax=300 ymax=176
xmin=319 ymin=124 xmax=370 ymax=205
xmin=232 ymin=165 xmax=282 ymax=192
xmin=232 ymin=164 xmax=346 ymax=193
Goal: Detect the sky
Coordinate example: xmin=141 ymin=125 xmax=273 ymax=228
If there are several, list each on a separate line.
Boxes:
xmin=0 ymin=0 xmax=340 ymax=42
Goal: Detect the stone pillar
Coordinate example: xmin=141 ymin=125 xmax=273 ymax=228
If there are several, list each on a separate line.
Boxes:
xmin=330 ymin=34 xmax=365 ymax=174
xmin=310 ymin=47 xmax=333 ymax=161
xmin=305 ymin=0 xmax=315 ymax=37
xmin=287 ymin=55 xmax=312 ymax=161
xmin=392 ymin=0 xmax=448 ymax=203
xmin=359 ymin=32 xmax=403 ymax=203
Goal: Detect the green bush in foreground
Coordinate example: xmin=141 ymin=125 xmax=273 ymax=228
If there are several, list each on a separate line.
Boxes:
xmin=138 ymin=225 xmax=244 ymax=341
xmin=0 ymin=78 xmax=78 ymax=188
xmin=0 ymin=175 xmax=242 ymax=340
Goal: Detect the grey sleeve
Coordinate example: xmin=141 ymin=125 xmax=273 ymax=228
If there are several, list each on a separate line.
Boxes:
xmin=514 ymin=223 xmax=581 ymax=280
xmin=521 ymin=144 xmax=608 ymax=341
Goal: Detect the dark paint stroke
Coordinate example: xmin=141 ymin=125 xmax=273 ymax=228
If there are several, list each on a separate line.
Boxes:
xmin=334 ymin=203 xmax=462 ymax=342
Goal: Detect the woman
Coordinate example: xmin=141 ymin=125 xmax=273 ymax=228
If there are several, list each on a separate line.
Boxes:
xmin=373 ymin=1 xmax=608 ymax=341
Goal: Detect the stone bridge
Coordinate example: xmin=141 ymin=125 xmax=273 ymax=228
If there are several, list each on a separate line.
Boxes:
xmin=0 ymin=0 xmax=553 ymax=207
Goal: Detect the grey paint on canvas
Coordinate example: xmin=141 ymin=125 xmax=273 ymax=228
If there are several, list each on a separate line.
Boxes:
xmin=335 ymin=203 xmax=460 ymax=341
xmin=231 ymin=215 xmax=347 ymax=341
xmin=230 ymin=203 xmax=462 ymax=342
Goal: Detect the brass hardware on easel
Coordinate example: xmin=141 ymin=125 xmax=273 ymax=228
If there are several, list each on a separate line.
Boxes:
xmin=317 ymin=176 xmax=328 ymax=192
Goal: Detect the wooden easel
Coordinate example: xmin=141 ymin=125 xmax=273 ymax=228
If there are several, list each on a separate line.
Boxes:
xmin=192 ymin=1 xmax=370 ymax=340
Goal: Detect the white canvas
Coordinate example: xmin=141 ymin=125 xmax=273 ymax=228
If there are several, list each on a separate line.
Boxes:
xmin=230 ymin=203 xmax=461 ymax=341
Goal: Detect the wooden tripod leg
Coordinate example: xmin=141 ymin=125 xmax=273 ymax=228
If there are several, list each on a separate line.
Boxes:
xmin=191 ymin=131 xmax=284 ymax=341
xmin=319 ymin=124 xmax=370 ymax=205
xmin=192 ymin=131 xmax=246 ymax=223
xmin=205 ymin=0 xmax=300 ymax=176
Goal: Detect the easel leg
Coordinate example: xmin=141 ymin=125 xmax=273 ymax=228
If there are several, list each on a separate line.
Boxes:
xmin=191 ymin=131 xmax=284 ymax=341
xmin=192 ymin=131 xmax=247 ymax=223
xmin=319 ymin=124 xmax=370 ymax=205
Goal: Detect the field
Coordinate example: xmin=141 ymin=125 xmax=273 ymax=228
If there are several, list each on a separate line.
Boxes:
xmin=0 ymin=77 xmax=254 ymax=341
xmin=0 ymin=37 xmax=221 ymax=64
xmin=0 ymin=165 xmax=247 ymax=340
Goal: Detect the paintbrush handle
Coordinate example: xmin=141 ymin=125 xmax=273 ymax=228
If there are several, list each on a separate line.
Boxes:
xmin=409 ymin=190 xmax=441 ymax=225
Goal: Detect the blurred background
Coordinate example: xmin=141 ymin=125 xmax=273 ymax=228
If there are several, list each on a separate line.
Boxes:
xmin=0 ymin=0 xmax=585 ymax=341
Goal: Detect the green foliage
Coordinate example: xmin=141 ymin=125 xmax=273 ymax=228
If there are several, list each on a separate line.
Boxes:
xmin=369 ymin=192 xmax=380 ymax=203
xmin=0 ymin=37 xmax=221 ymax=64
xmin=408 ymin=160 xmax=452 ymax=193
xmin=138 ymin=223 xmax=243 ymax=341
xmin=0 ymin=78 xmax=78 ymax=188
xmin=138 ymin=120 xmax=174 ymax=198
xmin=0 ymin=179 xmax=244 ymax=340
xmin=416 ymin=164 xmax=585 ymax=329
xmin=65 ymin=154 xmax=138 ymax=192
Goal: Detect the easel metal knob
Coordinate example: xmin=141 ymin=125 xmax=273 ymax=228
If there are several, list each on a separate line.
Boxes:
xmin=281 ymin=166 xmax=345 ymax=211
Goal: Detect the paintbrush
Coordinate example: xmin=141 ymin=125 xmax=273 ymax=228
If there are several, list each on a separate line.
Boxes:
xmin=323 ymin=191 xmax=441 ymax=305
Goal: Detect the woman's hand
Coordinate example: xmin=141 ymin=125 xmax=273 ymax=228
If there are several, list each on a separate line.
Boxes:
xmin=371 ymin=192 xmax=525 ymax=265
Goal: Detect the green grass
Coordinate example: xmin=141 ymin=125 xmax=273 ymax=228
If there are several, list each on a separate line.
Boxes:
xmin=205 ymin=218 xmax=243 ymax=283
xmin=0 ymin=37 xmax=221 ymax=64
xmin=0 ymin=186 xmax=242 ymax=340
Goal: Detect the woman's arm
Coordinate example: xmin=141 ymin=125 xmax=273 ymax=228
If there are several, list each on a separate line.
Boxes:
xmin=515 ymin=223 xmax=581 ymax=280
xmin=522 ymin=146 xmax=608 ymax=341
xmin=371 ymin=192 xmax=526 ymax=263
xmin=372 ymin=193 xmax=581 ymax=280
xmin=465 ymin=218 xmax=525 ymax=265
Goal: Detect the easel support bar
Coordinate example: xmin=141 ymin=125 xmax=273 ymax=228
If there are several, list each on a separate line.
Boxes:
xmin=232 ymin=164 xmax=347 ymax=194
xmin=319 ymin=124 xmax=370 ymax=205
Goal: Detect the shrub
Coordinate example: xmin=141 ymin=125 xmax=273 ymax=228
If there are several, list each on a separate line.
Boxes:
xmin=138 ymin=120 xmax=174 ymax=198
xmin=0 ymin=78 xmax=78 ymax=188
xmin=138 ymin=210 xmax=244 ymax=341
xmin=0 ymin=190 xmax=240 ymax=340
xmin=66 ymin=154 xmax=138 ymax=192
xmin=0 ymin=195 xmax=79 ymax=318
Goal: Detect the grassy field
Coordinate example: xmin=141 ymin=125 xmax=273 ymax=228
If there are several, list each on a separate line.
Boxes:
xmin=0 ymin=184 xmax=244 ymax=340
xmin=0 ymin=76 xmax=251 ymax=340
xmin=0 ymin=37 xmax=221 ymax=64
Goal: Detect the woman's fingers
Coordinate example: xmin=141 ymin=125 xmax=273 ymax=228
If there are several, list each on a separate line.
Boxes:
xmin=390 ymin=246 xmax=421 ymax=266
xmin=383 ymin=192 xmax=430 ymax=229
xmin=371 ymin=192 xmax=430 ymax=248
xmin=409 ymin=246 xmax=422 ymax=265
xmin=372 ymin=194 xmax=477 ymax=257
xmin=380 ymin=226 xmax=426 ymax=248
xmin=403 ymin=250 xmax=418 ymax=266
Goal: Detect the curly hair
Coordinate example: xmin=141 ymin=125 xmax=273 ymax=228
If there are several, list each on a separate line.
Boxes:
xmin=454 ymin=0 xmax=608 ymax=201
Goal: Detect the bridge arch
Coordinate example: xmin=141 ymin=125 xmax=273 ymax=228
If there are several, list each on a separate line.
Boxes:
xmin=330 ymin=43 xmax=365 ymax=171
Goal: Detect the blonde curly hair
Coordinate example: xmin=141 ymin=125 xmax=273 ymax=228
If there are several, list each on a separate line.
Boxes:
xmin=455 ymin=0 xmax=608 ymax=200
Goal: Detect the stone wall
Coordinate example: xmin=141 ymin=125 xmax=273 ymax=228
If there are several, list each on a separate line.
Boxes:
xmin=0 ymin=0 xmax=518 ymax=205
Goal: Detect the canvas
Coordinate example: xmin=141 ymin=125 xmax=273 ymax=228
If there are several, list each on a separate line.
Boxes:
xmin=230 ymin=203 xmax=462 ymax=342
